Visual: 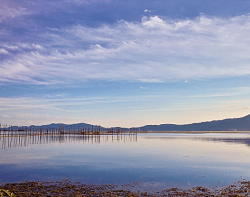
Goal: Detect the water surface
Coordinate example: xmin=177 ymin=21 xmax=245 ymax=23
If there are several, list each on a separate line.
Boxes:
xmin=1 ymin=133 xmax=250 ymax=189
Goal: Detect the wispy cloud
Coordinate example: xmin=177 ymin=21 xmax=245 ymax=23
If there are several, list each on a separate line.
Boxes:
xmin=0 ymin=0 xmax=28 ymax=21
xmin=64 ymin=0 xmax=111 ymax=4
xmin=0 ymin=95 xmax=153 ymax=111
xmin=0 ymin=113 xmax=84 ymax=126
xmin=144 ymin=9 xmax=154 ymax=13
xmin=0 ymin=48 xmax=9 ymax=54
xmin=188 ymin=93 xmax=241 ymax=98
xmin=1 ymin=14 xmax=250 ymax=84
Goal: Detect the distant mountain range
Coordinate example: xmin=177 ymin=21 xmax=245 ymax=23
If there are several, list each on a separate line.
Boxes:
xmin=137 ymin=114 xmax=250 ymax=131
xmin=2 ymin=114 xmax=250 ymax=131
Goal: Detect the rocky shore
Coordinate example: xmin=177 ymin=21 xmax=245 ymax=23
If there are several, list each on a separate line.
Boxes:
xmin=1 ymin=180 xmax=250 ymax=196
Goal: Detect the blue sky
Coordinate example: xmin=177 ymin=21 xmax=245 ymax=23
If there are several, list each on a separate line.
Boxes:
xmin=1 ymin=0 xmax=250 ymax=127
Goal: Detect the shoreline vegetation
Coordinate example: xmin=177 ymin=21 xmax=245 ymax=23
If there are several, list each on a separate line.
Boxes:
xmin=1 ymin=180 xmax=250 ymax=197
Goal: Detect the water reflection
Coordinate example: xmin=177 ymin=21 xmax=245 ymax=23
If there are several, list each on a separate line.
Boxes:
xmin=1 ymin=132 xmax=250 ymax=188
xmin=141 ymin=133 xmax=250 ymax=147
xmin=0 ymin=133 xmax=137 ymax=149
xmin=182 ymin=133 xmax=250 ymax=147
xmin=197 ymin=137 xmax=250 ymax=147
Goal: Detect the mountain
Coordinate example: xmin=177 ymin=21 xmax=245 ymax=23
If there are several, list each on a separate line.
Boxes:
xmin=28 ymin=123 xmax=106 ymax=131
xmin=3 ymin=114 xmax=250 ymax=131
xmin=138 ymin=114 xmax=250 ymax=131
xmin=3 ymin=123 xmax=105 ymax=131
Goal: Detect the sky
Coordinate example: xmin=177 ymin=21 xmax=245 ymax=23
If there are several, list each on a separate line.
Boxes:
xmin=1 ymin=0 xmax=250 ymax=127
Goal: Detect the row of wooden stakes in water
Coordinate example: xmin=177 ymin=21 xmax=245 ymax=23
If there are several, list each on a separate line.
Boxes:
xmin=0 ymin=124 xmax=139 ymax=136
xmin=0 ymin=131 xmax=138 ymax=149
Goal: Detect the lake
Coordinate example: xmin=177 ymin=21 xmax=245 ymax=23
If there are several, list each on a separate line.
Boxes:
xmin=1 ymin=132 xmax=250 ymax=190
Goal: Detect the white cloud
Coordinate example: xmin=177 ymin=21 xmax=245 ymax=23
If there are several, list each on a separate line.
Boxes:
xmin=1 ymin=14 xmax=250 ymax=84
xmin=0 ymin=48 xmax=8 ymax=54
xmin=32 ymin=44 xmax=43 ymax=49
xmin=1 ymin=44 xmax=19 ymax=50
xmin=17 ymin=43 xmax=43 ymax=50
xmin=138 ymin=79 xmax=164 ymax=83
xmin=47 ymin=27 xmax=60 ymax=31
xmin=144 ymin=9 xmax=154 ymax=13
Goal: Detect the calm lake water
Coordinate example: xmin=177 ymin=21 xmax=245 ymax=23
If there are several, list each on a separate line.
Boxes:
xmin=1 ymin=133 xmax=250 ymax=189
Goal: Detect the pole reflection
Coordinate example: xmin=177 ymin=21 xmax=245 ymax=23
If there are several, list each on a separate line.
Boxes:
xmin=0 ymin=132 xmax=137 ymax=149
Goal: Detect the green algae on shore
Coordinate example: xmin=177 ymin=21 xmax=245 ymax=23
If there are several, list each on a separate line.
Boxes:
xmin=1 ymin=180 xmax=250 ymax=197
